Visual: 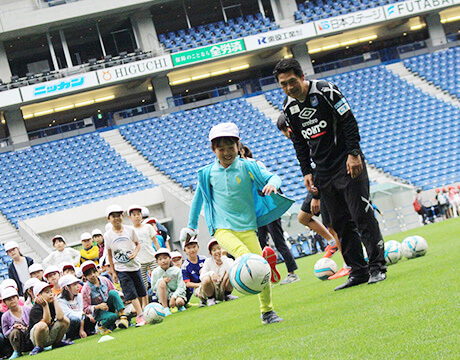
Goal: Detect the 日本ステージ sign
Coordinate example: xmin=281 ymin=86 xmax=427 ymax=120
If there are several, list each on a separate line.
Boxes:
xmin=171 ymin=39 xmax=246 ymax=66
xmin=20 ymin=73 xmax=99 ymax=102
xmin=315 ymin=7 xmax=386 ymax=35
xmin=96 ymin=55 xmax=173 ymax=84
xmin=244 ymin=23 xmax=316 ymax=51
xmin=384 ymin=0 xmax=458 ymax=20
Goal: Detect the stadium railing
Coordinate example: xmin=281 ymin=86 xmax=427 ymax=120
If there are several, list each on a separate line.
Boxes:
xmin=27 ymin=118 xmax=95 ymax=140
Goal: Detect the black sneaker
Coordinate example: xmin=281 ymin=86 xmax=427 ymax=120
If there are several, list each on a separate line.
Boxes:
xmin=368 ymin=271 xmax=387 ymax=284
xmin=52 ymin=339 xmax=74 ymax=349
xmin=334 ymin=276 xmax=369 ymax=291
xmin=261 ymin=311 xmax=283 ymax=325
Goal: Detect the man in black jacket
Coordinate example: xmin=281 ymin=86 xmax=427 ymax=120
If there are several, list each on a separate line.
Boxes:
xmin=273 ymin=58 xmax=386 ymax=290
xmin=5 ymin=241 xmax=34 ymax=296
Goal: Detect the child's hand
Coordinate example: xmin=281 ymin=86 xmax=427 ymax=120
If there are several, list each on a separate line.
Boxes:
xmin=97 ymin=303 xmax=109 ymax=311
xmin=79 ymin=329 xmax=87 ymax=339
xmin=262 ymin=184 xmax=277 ymax=196
xmin=179 ymin=228 xmax=198 ymax=243
xmin=163 ymin=277 xmax=171 ymax=283
xmin=88 ymin=315 xmax=96 ymax=323
xmin=35 ymin=296 xmax=46 ymax=307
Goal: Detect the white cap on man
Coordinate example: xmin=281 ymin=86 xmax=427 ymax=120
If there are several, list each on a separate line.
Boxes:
xmin=33 ymin=282 xmax=53 ymax=298
xmin=4 ymin=241 xmax=19 ymax=252
xmin=44 ymin=265 xmax=60 ymax=278
xmin=80 ymin=232 xmax=92 ymax=241
xmin=58 ymin=274 xmax=80 ymax=288
xmin=127 ymin=204 xmax=142 ymax=215
xmin=208 ymin=122 xmax=240 ymax=142
xmin=1 ymin=287 xmax=18 ymax=300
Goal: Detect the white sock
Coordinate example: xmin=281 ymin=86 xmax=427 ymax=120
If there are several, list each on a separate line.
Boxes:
xmin=326 ymin=238 xmax=336 ymax=246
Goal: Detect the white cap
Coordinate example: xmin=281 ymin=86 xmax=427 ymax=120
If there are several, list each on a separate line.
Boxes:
xmin=207 ymin=238 xmax=219 ymax=253
xmin=4 ymin=241 xmax=19 ymax=252
xmin=208 ymin=122 xmax=239 ymax=141
xmin=80 ymin=232 xmax=92 ymax=241
xmin=24 ymin=278 xmax=41 ymax=292
xmin=75 ymin=267 xmax=83 ymax=279
xmin=33 ymin=282 xmax=53 ymax=298
xmin=29 ymin=263 xmax=44 ymax=274
xmin=183 ymin=237 xmax=199 ymax=250
xmin=105 ymin=223 xmax=112 ymax=232
xmin=1 ymin=287 xmax=18 ymax=300
xmin=142 ymin=217 xmax=157 ymax=225
xmin=106 ymin=204 xmax=123 ymax=218
xmin=127 ymin=204 xmax=143 ymax=215
xmin=44 ymin=265 xmax=60 ymax=278
xmin=52 ymin=235 xmax=66 ymax=244
xmin=61 ymin=263 xmax=75 ymax=273
xmin=92 ymin=229 xmax=103 ymax=237
xmin=170 ymin=251 xmax=182 ymax=259
xmin=0 ymin=279 xmax=18 ymax=292
xmin=141 ymin=207 xmax=150 ymax=218
xmin=154 ymin=248 xmax=171 ymax=259
xmin=58 ymin=274 xmax=80 ymax=288
xmin=81 ymin=260 xmax=97 ymax=274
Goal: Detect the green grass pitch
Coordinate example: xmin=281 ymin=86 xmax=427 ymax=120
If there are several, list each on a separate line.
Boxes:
xmin=35 ymin=218 xmax=459 ymax=359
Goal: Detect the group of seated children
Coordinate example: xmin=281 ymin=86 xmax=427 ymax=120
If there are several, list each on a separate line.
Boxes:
xmin=0 ymin=202 xmax=241 ymax=359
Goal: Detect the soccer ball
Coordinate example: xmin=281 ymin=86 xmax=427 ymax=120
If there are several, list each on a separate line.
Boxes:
xmin=384 ymin=240 xmax=402 ymax=265
xmin=401 ymin=237 xmax=416 ymax=259
xmin=229 ymin=254 xmax=271 ymax=295
xmin=314 ymin=258 xmax=338 ymax=280
xmin=412 ymin=235 xmax=428 ymax=257
xmin=143 ymin=302 xmax=166 ymax=324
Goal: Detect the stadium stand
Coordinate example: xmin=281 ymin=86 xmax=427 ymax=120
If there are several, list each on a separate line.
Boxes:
xmin=0 ymin=242 xmax=11 ymax=281
xmin=295 ymin=0 xmax=406 ymax=23
xmin=403 ymin=47 xmax=460 ymax=99
xmin=158 ymin=13 xmax=278 ymax=52
xmin=0 ymin=133 xmax=154 ymax=227
xmin=119 ymin=98 xmax=306 ymax=202
xmin=264 ymin=63 xmax=460 ymax=189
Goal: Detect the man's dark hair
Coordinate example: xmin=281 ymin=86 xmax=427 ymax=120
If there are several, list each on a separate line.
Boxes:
xmin=211 ymin=136 xmax=239 ymax=150
xmin=83 ymin=266 xmax=97 ymax=278
xmin=277 ymin=113 xmax=288 ymax=132
xmin=273 ymin=58 xmax=303 ymax=80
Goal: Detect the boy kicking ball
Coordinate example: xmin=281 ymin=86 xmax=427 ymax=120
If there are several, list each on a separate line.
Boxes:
xmin=181 ymin=122 xmax=293 ymax=324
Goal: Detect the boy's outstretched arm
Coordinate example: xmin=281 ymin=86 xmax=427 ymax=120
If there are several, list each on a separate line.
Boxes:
xmin=259 ymin=166 xmax=282 ymax=195
xmin=187 ymin=184 xmax=204 ymax=231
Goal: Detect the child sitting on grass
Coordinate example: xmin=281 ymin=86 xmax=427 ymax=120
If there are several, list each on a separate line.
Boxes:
xmin=171 ymin=252 xmax=183 ymax=268
xmin=57 ymin=274 xmax=96 ymax=340
xmin=181 ymin=238 xmax=207 ymax=307
xmin=80 ymin=261 xmax=129 ymax=335
xmin=200 ymin=239 xmax=238 ymax=306
xmin=151 ymin=248 xmax=186 ymax=316
xmin=27 ymin=282 xmax=72 ymax=356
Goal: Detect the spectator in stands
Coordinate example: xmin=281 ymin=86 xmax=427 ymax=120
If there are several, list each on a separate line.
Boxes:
xmin=181 ymin=122 xmax=290 ymax=324
xmin=150 ymin=248 xmax=186 ymax=316
xmin=92 ymin=229 xmax=105 ymax=260
xmin=28 ymin=264 xmax=44 ymax=282
xmin=104 ymin=205 xmax=147 ymax=326
xmin=171 ymin=252 xmax=183 ymax=268
xmin=5 ymin=242 xmax=34 ymax=297
xmin=43 ymin=266 xmax=62 ymax=296
xmin=1 ymin=286 xmax=33 ymax=359
xmin=79 ymin=233 xmax=99 ymax=266
xmin=27 ymin=282 xmax=72 ymax=356
xmin=23 ymin=278 xmax=40 ymax=308
xmin=239 ymin=143 xmax=299 ymax=285
xmin=42 ymin=236 xmax=80 ymax=269
xmin=57 ymin=274 xmax=95 ymax=340
xmin=80 ymin=261 xmax=128 ymax=335
xmin=181 ymin=238 xmax=207 ymax=307
xmin=128 ymin=204 xmax=160 ymax=299
xmin=274 ymin=58 xmax=386 ymax=290
xmin=415 ymin=189 xmax=431 ymax=224
xmin=276 ymin=114 xmax=350 ymax=279
xmin=199 ymin=239 xmax=237 ymax=305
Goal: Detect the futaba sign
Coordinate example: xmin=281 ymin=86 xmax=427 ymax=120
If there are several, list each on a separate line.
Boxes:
xmin=385 ymin=0 xmax=457 ymax=19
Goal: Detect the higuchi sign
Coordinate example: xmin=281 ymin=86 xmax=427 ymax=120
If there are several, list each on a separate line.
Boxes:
xmin=96 ymin=55 xmax=173 ymax=84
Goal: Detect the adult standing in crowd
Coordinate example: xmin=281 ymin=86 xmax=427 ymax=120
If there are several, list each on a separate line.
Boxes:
xmin=273 ymin=58 xmax=386 ymax=290
xmin=5 ymin=242 xmax=34 ymax=297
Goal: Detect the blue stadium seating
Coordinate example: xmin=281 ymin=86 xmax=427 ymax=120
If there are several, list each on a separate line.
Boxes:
xmin=119 ymin=99 xmax=307 ymax=203
xmin=0 ymin=133 xmax=154 ymax=227
xmin=265 ymin=64 xmax=460 ymax=189
xmin=159 ymin=13 xmax=278 ymax=52
xmin=0 ymin=243 xmax=12 ymax=281
xmin=295 ymin=0 xmax=406 ymax=23
xmin=403 ymin=47 xmax=459 ymax=99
